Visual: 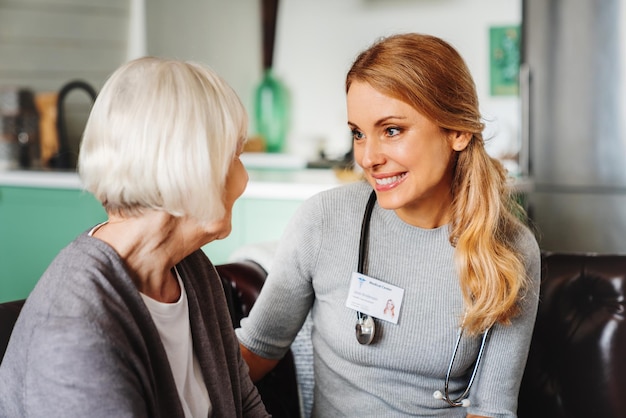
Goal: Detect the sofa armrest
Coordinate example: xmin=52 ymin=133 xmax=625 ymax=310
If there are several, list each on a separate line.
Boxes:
xmin=0 ymin=299 xmax=25 ymax=362
xmin=518 ymin=252 xmax=626 ymax=418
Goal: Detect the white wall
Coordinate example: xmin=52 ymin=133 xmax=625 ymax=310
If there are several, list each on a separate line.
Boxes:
xmin=145 ymin=0 xmax=521 ymax=166
xmin=0 ymin=0 xmax=129 ymax=92
xmin=272 ymin=0 xmax=522 ymax=163
xmin=0 ymin=0 xmax=131 ymax=168
xmin=145 ymin=0 xmax=262 ymax=127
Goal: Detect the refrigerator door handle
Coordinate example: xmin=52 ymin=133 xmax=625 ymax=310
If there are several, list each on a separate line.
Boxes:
xmin=519 ymin=63 xmax=531 ymax=178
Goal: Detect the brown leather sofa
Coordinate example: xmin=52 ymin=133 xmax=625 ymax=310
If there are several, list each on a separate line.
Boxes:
xmin=217 ymin=261 xmax=301 ymax=418
xmin=518 ymin=252 xmax=626 ymax=418
xmin=0 ymin=299 xmax=22 ymax=362
xmin=2 ymin=254 xmax=626 ymax=417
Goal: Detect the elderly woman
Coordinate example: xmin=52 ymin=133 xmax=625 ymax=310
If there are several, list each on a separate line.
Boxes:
xmin=0 ymin=57 xmax=269 ymax=418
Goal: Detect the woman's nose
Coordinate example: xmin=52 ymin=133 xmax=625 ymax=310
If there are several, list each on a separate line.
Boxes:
xmin=358 ymin=137 xmax=385 ymax=169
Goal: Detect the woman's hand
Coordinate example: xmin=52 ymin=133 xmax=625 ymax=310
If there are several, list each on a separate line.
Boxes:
xmin=239 ymin=343 xmax=280 ymax=382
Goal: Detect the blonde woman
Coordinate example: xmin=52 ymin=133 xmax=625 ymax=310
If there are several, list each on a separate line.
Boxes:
xmin=237 ymin=33 xmax=540 ymax=417
xmin=0 ymin=57 xmax=269 ymax=418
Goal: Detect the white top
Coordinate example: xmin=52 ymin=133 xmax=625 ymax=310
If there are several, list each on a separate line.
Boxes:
xmin=141 ymin=270 xmax=211 ymax=418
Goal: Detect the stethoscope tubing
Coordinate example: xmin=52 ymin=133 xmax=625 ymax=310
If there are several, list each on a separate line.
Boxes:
xmin=355 ymin=190 xmax=378 ymax=343
xmin=356 ymin=188 xmax=491 ymax=407
xmin=357 ymin=190 xmax=377 ymax=273
xmin=442 ymin=326 xmax=491 ymax=407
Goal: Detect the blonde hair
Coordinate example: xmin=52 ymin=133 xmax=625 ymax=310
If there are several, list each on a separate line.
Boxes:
xmin=78 ymin=57 xmax=247 ymax=225
xmin=347 ymin=33 xmax=529 ymax=335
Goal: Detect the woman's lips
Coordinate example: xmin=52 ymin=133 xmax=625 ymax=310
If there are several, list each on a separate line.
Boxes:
xmin=373 ymin=173 xmax=407 ymax=191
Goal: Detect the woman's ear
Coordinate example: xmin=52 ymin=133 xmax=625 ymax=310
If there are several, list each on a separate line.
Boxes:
xmin=450 ymin=131 xmax=472 ymax=152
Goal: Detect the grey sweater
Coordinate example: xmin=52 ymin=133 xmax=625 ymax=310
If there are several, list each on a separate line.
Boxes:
xmin=237 ymin=181 xmax=540 ymax=417
xmin=0 ymin=233 xmax=269 ymax=418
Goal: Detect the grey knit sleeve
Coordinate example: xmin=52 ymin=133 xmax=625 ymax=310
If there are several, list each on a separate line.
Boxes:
xmin=236 ymin=193 xmax=324 ymax=359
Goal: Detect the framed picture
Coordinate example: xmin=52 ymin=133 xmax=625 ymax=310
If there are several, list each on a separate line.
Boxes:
xmin=489 ymin=25 xmax=520 ymax=96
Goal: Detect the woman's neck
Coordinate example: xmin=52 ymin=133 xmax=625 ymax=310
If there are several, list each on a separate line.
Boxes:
xmin=91 ymin=211 xmax=191 ymax=302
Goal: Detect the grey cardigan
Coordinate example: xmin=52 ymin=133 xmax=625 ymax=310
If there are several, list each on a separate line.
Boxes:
xmin=0 ymin=232 xmax=269 ymax=418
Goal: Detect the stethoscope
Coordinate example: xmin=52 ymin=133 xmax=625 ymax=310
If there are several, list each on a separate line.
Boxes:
xmin=354 ymin=190 xmax=378 ymax=345
xmin=354 ymin=189 xmax=491 ymax=408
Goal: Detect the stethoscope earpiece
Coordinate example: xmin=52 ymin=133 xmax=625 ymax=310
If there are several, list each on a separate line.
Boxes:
xmin=433 ymin=390 xmax=471 ymax=407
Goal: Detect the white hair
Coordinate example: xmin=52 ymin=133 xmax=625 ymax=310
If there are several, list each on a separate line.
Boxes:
xmin=78 ymin=56 xmax=247 ymax=224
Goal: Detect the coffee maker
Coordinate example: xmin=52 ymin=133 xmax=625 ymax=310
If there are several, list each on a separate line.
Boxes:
xmin=0 ymin=87 xmax=39 ymax=170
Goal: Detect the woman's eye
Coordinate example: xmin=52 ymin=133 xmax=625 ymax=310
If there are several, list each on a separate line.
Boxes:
xmin=386 ymin=127 xmax=401 ymax=136
xmin=351 ymin=129 xmax=365 ymax=141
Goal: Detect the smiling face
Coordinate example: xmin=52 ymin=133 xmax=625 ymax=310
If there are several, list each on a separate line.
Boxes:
xmin=348 ymin=81 xmax=470 ymax=228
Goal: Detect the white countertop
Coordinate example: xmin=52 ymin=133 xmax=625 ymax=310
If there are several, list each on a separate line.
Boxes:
xmin=0 ymin=170 xmax=83 ymax=189
xmin=0 ymin=167 xmax=533 ymax=200
xmin=244 ymin=168 xmax=345 ymax=199
xmin=0 ymin=168 xmax=346 ymax=200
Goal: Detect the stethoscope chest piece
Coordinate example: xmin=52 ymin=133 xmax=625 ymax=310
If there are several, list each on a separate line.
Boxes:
xmin=355 ymin=313 xmax=375 ymax=345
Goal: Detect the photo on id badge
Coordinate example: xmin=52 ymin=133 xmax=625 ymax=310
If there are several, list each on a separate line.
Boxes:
xmin=383 ymin=299 xmax=395 ymax=319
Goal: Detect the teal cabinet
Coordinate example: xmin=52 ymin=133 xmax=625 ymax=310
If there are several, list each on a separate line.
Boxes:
xmin=0 ymin=187 xmax=306 ymax=303
xmin=203 ymin=197 xmax=304 ymax=265
xmin=0 ymin=186 xmax=106 ymax=302
xmin=0 ymin=168 xmax=339 ymax=303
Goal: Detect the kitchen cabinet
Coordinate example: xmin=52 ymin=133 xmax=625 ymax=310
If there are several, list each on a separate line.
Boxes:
xmin=202 ymin=197 xmax=305 ymax=265
xmin=0 ymin=168 xmax=343 ymax=303
xmin=0 ymin=184 xmax=106 ymax=303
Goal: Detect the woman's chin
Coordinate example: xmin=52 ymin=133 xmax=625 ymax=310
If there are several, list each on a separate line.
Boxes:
xmin=197 ymin=217 xmax=232 ymax=243
xmin=215 ymin=223 xmax=232 ymax=240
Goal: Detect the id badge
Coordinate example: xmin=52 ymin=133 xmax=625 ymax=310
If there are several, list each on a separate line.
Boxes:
xmin=345 ymin=272 xmax=404 ymax=324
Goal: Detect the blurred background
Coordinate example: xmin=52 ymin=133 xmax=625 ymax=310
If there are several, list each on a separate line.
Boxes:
xmin=2 ymin=0 xmax=626 ymax=303
xmin=0 ymin=0 xmax=522 ymax=169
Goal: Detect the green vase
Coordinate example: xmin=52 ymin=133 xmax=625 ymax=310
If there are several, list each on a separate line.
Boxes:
xmin=254 ymin=68 xmax=289 ymax=153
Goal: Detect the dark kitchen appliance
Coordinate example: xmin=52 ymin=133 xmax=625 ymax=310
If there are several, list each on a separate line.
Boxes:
xmin=0 ymin=87 xmax=40 ymax=170
xmin=50 ymin=80 xmax=97 ymax=169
